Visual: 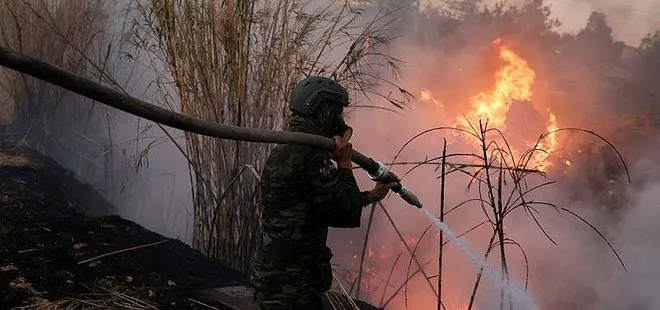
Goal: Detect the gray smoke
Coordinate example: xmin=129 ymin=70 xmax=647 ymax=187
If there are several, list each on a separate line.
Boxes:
xmin=327 ymin=1 xmax=660 ymax=309
xmin=459 ymin=0 xmax=660 ymax=44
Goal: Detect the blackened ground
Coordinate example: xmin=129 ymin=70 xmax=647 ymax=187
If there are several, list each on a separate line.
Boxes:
xmin=0 ymin=142 xmax=248 ymax=309
xmin=0 ymin=134 xmax=380 ymax=310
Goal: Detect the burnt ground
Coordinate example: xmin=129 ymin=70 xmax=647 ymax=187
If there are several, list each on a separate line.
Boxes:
xmin=0 ymin=137 xmax=249 ymax=309
xmin=0 ymin=133 xmax=380 ymax=310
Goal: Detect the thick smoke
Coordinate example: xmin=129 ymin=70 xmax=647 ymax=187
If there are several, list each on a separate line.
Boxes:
xmin=455 ymin=0 xmax=660 ymax=44
xmin=93 ymin=1 xmax=194 ymax=243
xmin=511 ymin=136 xmax=660 ymax=310
xmin=543 ymin=0 xmax=660 ymax=44
xmin=328 ymin=1 xmax=660 ymax=309
xmin=5 ymin=1 xmax=195 ymax=242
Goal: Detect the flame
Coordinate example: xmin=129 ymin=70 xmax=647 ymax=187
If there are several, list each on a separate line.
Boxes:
xmin=458 ymin=45 xmax=535 ymax=130
xmin=420 ymin=88 xmax=443 ymax=107
xmin=358 ymin=39 xmax=564 ymax=310
xmin=531 ymin=111 xmax=559 ymax=170
xmin=421 ymin=89 xmax=432 ymax=101
xmin=450 ymin=40 xmax=559 ymax=171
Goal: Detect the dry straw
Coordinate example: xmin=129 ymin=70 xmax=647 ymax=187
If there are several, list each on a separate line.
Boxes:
xmin=348 ymin=119 xmax=628 ymax=309
xmin=130 ymin=0 xmax=411 ymax=273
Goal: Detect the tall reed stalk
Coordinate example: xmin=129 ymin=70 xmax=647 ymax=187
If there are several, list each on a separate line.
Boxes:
xmin=0 ymin=1 xmax=121 ymax=180
xmin=131 ymin=0 xmax=411 ymax=273
xmin=347 ymin=120 xmax=627 ymax=309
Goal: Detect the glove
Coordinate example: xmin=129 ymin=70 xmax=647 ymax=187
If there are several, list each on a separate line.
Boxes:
xmin=367 ymin=181 xmax=399 ymax=203
xmin=386 ymin=171 xmax=401 ymax=184
xmin=331 ymin=135 xmax=353 ymax=169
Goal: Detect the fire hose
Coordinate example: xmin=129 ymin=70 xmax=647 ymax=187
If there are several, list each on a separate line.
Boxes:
xmin=0 ymin=45 xmax=423 ymax=208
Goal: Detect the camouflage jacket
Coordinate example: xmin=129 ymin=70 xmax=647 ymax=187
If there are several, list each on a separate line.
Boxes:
xmin=252 ymin=143 xmax=371 ymax=293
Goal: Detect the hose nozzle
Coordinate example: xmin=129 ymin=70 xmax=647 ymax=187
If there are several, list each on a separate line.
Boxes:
xmin=367 ymin=160 xmax=424 ymax=209
xmin=397 ymin=186 xmax=424 ymax=209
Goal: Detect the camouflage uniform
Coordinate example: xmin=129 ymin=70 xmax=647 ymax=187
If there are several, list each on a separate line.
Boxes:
xmin=251 ymin=77 xmax=371 ymax=309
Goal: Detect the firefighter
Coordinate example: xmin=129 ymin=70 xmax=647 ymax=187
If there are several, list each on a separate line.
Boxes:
xmin=251 ymin=76 xmax=398 ymax=309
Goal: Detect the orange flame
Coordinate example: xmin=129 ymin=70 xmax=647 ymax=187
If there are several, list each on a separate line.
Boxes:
xmin=458 ymin=45 xmax=535 ymax=130
xmin=532 ymin=111 xmax=559 ymax=170
xmin=421 ymin=89 xmax=432 ymax=101
xmin=420 ymin=88 xmax=443 ymax=107
xmin=451 ymin=40 xmax=558 ymax=171
xmin=363 ymin=40 xmax=562 ymax=310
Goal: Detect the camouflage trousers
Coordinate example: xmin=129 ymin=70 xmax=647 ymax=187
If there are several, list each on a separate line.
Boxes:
xmin=252 ymin=271 xmax=326 ymax=310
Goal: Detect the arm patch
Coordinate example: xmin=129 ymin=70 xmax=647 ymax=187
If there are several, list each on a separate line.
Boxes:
xmin=317 ymin=156 xmax=339 ymax=182
xmin=307 ymin=152 xmax=339 ymax=183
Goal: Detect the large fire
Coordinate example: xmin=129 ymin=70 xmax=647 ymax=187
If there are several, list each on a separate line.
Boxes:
xmin=348 ymin=39 xmax=563 ymax=310
xmin=421 ymin=39 xmax=559 ymax=171
xmin=458 ymin=41 xmax=535 ymax=131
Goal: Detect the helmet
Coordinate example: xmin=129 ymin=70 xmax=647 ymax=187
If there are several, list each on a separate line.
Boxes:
xmin=288 ymin=76 xmax=353 ymax=140
xmin=289 ymin=76 xmax=349 ymax=115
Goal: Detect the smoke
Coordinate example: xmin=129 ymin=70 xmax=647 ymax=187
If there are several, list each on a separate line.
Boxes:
xmin=597 ymin=160 xmax=660 ymax=309
xmin=453 ymin=0 xmax=660 ymax=45
xmin=328 ymin=36 xmax=517 ymax=308
xmin=11 ymin=0 xmax=196 ymax=242
xmin=509 ymin=137 xmax=660 ymax=310
xmin=92 ymin=1 xmax=194 ymax=243
xmin=327 ymin=1 xmax=660 ymax=309
xmin=545 ymin=0 xmax=660 ymax=45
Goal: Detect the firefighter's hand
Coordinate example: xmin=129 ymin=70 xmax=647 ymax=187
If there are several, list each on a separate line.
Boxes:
xmin=368 ymin=181 xmax=398 ymax=203
xmin=331 ymin=135 xmax=353 ymax=169
xmin=387 ymin=171 xmax=401 ymax=183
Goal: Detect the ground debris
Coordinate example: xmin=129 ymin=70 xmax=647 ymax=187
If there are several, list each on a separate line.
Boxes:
xmin=72 ymin=243 xmax=87 ymax=250
xmin=0 ymin=140 xmax=246 ymax=309
xmin=1 ymin=264 xmax=18 ymax=272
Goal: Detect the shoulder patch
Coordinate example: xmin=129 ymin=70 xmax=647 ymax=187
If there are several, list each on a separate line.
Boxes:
xmin=316 ymin=155 xmax=339 ymax=181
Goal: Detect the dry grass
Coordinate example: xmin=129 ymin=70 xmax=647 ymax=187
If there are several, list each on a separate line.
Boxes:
xmin=129 ymin=0 xmax=411 ymax=274
xmin=0 ymin=0 xmax=109 ymax=126
xmin=0 ymin=0 xmax=126 ymax=190
xmin=343 ymin=119 xmax=629 ymax=309
xmin=0 ymin=94 xmax=14 ymax=124
xmin=12 ymin=284 xmax=159 ymax=310
xmin=0 ymin=153 xmax=35 ymax=167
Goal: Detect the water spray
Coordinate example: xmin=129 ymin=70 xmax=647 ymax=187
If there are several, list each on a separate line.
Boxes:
xmin=0 ymin=45 xmax=423 ymax=209
xmin=422 ymin=209 xmax=540 ymax=310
